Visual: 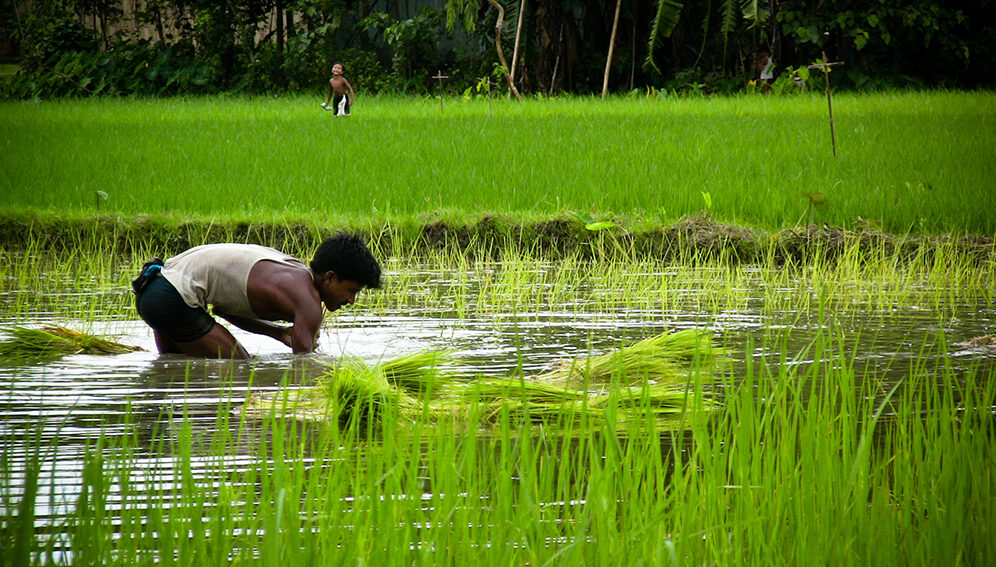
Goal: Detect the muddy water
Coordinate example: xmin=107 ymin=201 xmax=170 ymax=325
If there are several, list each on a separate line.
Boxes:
xmin=2 ymin=265 xmax=995 ymax=538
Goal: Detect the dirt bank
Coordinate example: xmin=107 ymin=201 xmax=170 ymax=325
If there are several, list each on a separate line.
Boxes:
xmin=1 ymin=212 xmax=992 ymax=265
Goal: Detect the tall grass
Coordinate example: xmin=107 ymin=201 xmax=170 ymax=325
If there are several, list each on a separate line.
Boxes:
xmin=2 ymin=330 xmax=993 ymax=565
xmin=1 ymin=92 xmax=994 ymax=235
xmin=365 ymin=241 xmax=995 ymax=326
xmin=2 ymin=238 xmax=991 ymax=325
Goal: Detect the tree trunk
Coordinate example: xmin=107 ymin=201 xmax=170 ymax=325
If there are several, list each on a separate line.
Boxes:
xmin=602 ymin=0 xmax=622 ymax=99
xmin=487 ymin=0 xmax=523 ymax=101
xmin=548 ymin=21 xmax=563 ymax=95
xmin=153 ymin=7 xmax=165 ymax=43
xmin=534 ymin=0 xmax=558 ymax=94
xmin=275 ymin=0 xmax=284 ymax=52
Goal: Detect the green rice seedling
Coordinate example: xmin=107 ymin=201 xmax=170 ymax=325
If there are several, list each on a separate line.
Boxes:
xmin=0 ymin=325 xmax=142 ymax=361
xmin=0 ymin=326 xmax=78 ymax=361
xmin=454 ymin=380 xmax=596 ymax=428
xmin=452 ymin=377 xmax=709 ymax=431
xmin=324 ymin=372 xmax=402 ymax=430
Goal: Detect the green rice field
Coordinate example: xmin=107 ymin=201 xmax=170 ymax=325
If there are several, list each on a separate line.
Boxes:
xmin=1 ymin=92 xmax=995 ymax=565
xmin=1 ymin=91 xmax=994 ymax=236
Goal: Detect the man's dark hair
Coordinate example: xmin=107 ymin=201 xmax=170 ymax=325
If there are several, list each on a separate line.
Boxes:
xmin=310 ymin=233 xmax=381 ymax=289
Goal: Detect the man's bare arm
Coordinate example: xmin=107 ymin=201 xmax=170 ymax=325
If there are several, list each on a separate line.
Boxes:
xmin=245 ymin=263 xmax=326 ymax=354
xmin=345 ymin=78 xmax=355 ymax=103
xmin=216 ymin=313 xmax=292 ymax=345
xmin=219 ymin=310 xmax=321 ymax=354
xmin=287 ymin=309 xmax=322 ymax=354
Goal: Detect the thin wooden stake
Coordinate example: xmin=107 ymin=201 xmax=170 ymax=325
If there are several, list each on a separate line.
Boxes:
xmin=432 ymin=70 xmax=449 ymax=110
xmin=808 ymin=52 xmax=844 ymax=156
xmin=485 ymin=77 xmax=494 ymax=117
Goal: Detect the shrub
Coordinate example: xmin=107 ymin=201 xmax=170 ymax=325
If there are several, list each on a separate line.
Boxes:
xmin=4 ymin=39 xmax=212 ymax=99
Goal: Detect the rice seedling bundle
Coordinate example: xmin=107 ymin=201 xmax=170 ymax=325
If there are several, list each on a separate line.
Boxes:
xmin=593 ymin=383 xmax=700 ymax=412
xmin=532 ymin=329 xmax=723 ymax=388
xmin=246 ymin=330 xmax=722 ymax=432
xmin=379 ymin=349 xmax=455 ymax=395
xmin=451 ymin=378 xmax=587 ymax=405
xmin=480 ymin=399 xmax=605 ymax=428
xmin=316 ymin=356 xmax=421 ymax=430
xmin=0 ymin=325 xmax=142 ymax=361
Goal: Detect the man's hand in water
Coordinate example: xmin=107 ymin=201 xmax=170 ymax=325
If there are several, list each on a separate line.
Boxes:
xmin=279 ymin=326 xmax=297 ymax=349
xmin=278 ymin=324 xmax=320 ymax=353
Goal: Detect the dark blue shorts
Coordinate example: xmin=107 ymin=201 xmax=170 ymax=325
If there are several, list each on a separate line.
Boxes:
xmin=333 ymin=94 xmax=351 ymax=114
xmin=136 ymin=276 xmax=215 ymax=343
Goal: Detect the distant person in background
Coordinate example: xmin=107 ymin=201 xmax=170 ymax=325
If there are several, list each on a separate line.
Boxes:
xmin=756 ymin=50 xmax=775 ymax=91
xmin=322 ymin=62 xmax=355 ymax=116
xmin=132 ymin=233 xmax=381 ymax=359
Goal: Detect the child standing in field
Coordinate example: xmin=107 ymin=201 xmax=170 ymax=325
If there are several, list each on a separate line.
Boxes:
xmin=322 ymin=62 xmax=355 ymax=116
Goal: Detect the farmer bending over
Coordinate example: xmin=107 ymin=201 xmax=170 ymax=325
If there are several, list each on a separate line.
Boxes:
xmin=133 ymin=233 xmax=381 ymax=359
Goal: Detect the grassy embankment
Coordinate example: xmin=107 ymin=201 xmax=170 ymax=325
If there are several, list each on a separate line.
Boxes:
xmin=1 ymin=91 xmax=994 ymax=259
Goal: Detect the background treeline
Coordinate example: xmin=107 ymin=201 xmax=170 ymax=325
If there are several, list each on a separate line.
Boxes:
xmin=2 ymin=0 xmax=994 ymax=100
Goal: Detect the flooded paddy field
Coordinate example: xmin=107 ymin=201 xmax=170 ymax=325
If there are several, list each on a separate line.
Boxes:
xmin=2 ymin=252 xmax=994 ymax=564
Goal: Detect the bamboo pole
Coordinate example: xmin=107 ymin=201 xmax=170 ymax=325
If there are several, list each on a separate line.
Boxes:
xmin=602 ymin=0 xmax=622 ymax=100
xmin=509 ymin=0 xmax=527 ymax=99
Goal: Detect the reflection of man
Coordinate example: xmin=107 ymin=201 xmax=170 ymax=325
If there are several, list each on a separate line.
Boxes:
xmin=134 ymin=233 xmax=381 ymax=359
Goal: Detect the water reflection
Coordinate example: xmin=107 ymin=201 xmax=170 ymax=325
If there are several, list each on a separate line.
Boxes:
xmin=3 ymin=290 xmax=995 ymax=438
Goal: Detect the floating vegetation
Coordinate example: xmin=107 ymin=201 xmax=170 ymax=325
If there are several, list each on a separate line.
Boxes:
xmin=0 ymin=325 xmax=143 ymax=362
xmin=244 ymin=330 xmax=722 ymax=432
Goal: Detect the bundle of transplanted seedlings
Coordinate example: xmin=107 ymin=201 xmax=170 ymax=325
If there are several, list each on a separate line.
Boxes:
xmin=0 ymin=325 xmax=143 ymax=362
xmin=245 ymin=329 xmax=725 ymax=431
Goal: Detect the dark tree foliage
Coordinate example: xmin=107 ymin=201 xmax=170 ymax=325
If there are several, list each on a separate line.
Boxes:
xmin=1 ymin=0 xmax=992 ymax=99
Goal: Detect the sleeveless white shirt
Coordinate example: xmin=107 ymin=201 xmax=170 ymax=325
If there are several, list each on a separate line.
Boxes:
xmin=161 ymin=244 xmax=309 ymax=319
